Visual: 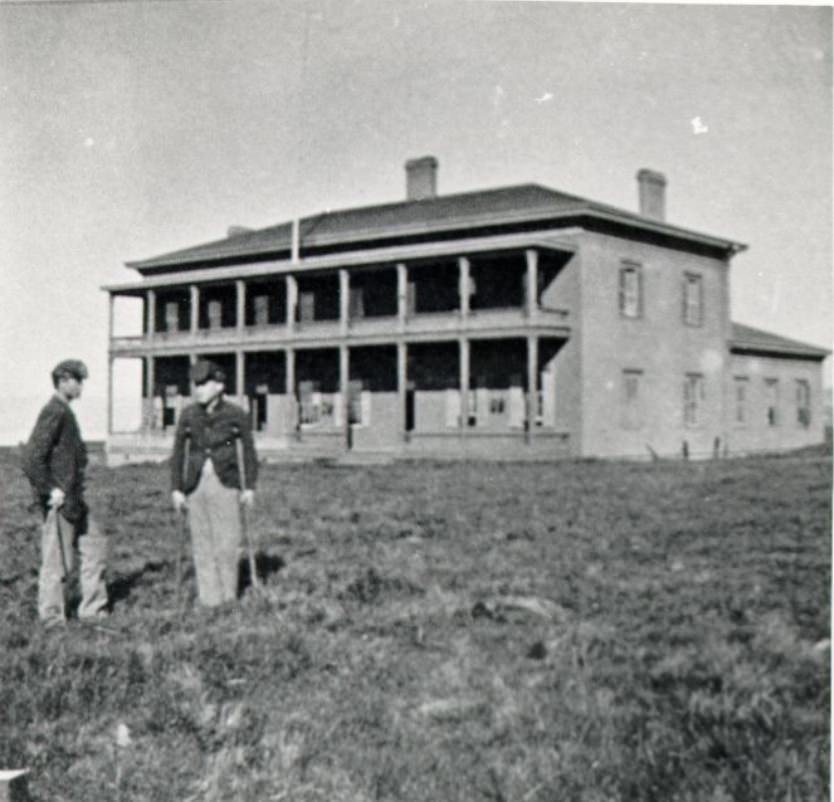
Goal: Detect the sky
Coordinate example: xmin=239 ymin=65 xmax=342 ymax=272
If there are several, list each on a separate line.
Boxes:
xmin=0 ymin=0 xmax=831 ymax=443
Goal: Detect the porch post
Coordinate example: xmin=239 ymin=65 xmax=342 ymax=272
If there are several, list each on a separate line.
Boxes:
xmin=458 ymin=257 xmax=471 ymax=321
xmin=525 ymin=249 xmax=539 ymax=322
xmin=146 ymin=289 xmax=156 ymax=340
xmin=286 ymin=275 xmax=298 ymax=333
xmin=459 ymin=337 xmax=470 ymax=437
xmin=146 ymin=355 xmax=155 ymax=432
xmin=190 ymin=285 xmax=199 ymax=333
xmin=339 ymin=269 xmax=350 ymax=335
xmin=526 ymin=335 xmax=538 ymax=445
xmin=340 ymin=345 xmax=349 ymax=446
xmin=396 ymin=263 xmax=407 ymax=333
xmin=285 ymin=348 xmax=296 ymax=435
xmin=397 ymin=341 xmax=407 ymax=441
xmin=107 ymin=354 xmax=114 ymax=436
xmin=236 ymin=280 xmax=246 ymax=333
xmin=235 ymin=349 xmax=245 ymax=406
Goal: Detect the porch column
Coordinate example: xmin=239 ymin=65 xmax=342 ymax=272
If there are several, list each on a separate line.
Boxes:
xmin=339 ymin=269 xmax=350 ymax=335
xmin=458 ymin=257 xmax=471 ymax=321
xmin=146 ymin=355 xmax=155 ymax=432
xmin=396 ymin=263 xmax=407 ymax=333
xmin=190 ymin=285 xmax=199 ymax=333
xmin=525 ymin=249 xmax=539 ymax=322
xmin=189 ymin=353 xmax=197 ymax=395
xmin=286 ymin=275 xmax=298 ymax=333
xmin=459 ymin=338 xmax=470 ymax=437
xmin=397 ymin=341 xmax=407 ymax=441
xmin=107 ymin=354 xmax=114 ymax=436
xmin=526 ymin=335 xmax=538 ymax=445
xmin=285 ymin=348 xmax=296 ymax=435
xmin=340 ymin=345 xmax=349 ymax=443
xmin=146 ymin=289 xmax=156 ymax=340
xmin=107 ymin=294 xmax=114 ymax=436
xmin=236 ymin=280 xmax=246 ymax=333
xmin=235 ymin=349 xmax=244 ymax=406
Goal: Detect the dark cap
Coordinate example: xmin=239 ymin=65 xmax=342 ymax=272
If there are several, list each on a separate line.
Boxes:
xmin=190 ymin=359 xmax=226 ymax=386
xmin=52 ymin=359 xmax=89 ymax=384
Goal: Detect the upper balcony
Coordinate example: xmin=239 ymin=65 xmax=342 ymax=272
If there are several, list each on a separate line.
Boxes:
xmin=109 ymin=247 xmax=574 ymax=354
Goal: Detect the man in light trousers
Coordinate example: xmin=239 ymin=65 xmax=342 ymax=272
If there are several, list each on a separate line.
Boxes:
xmin=22 ymin=359 xmax=109 ymax=625
xmin=170 ymin=360 xmax=257 ymax=606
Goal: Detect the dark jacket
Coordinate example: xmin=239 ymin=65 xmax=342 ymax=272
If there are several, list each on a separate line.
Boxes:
xmin=22 ymin=395 xmax=88 ymax=523
xmin=171 ymin=398 xmax=258 ymax=494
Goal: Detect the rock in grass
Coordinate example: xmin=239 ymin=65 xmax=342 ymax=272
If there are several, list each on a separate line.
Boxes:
xmin=416 ymin=697 xmax=486 ymax=722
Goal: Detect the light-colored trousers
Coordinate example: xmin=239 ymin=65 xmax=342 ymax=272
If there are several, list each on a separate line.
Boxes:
xmin=188 ymin=459 xmax=242 ymax=606
xmin=38 ymin=511 xmax=109 ymax=622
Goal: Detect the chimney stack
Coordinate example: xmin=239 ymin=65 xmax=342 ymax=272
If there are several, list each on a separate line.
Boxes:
xmin=636 ymin=169 xmax=667 ymax=221
xmin=405 ymin=156 xmax=438 ymax=201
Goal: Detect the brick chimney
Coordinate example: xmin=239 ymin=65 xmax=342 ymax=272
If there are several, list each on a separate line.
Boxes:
xmin=636 ymin=169 xmax=667 ymax=221
xmin=405 ymin=156 xmax=438 ymax=201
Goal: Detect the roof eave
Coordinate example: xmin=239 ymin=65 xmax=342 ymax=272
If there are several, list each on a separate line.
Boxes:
xmin=125 ymin=206 xmax=744 ymax=272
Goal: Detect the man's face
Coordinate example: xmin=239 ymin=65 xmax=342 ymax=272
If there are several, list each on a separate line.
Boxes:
xmin=58 ymin=376 xmax=83 ymax=400
xmin=194 ymin=379 xmax=223 ymax=406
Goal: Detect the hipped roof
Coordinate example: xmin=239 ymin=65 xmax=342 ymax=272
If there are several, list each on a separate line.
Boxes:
xmin=126 ymin=183 xmax=745 ymax=272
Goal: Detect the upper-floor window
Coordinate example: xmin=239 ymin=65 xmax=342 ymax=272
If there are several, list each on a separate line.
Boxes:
xmin=733 ymin=376 xmax=749 ymax=425
xmin=683 ymin=373 xmax=704 ymax=427
xmin=621 ymin=369 xmax=643 ymax=429
xmin=796 ymin=379 xmax=811 ymax=427
xmin=299 ymin=292 xmax=316 ymax=323
xmin=683 ymin=273 xmax=703 ymax=326
xmin=207 ymin=300 xmax=223 ymax=330
xmin=619 ymin=263 xmax=642 ymax=318
xmin=164 ymin=302 xmax=179 ymax=332
xmin=253 ymin=295 xmax=270 ymax=326
xmin=765 ymin=378 xmax=780 ymax=426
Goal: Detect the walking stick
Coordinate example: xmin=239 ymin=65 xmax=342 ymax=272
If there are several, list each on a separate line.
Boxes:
xmin=233 ymin=425 xmax=260 ymax=590
xmin=175 ymin=428 xmax=191 ymax=609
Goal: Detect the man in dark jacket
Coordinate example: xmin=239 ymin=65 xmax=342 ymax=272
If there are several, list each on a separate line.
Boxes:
xmin=170 ymin=359 xmax=257 ymax=606
xmin=22 ymin=359 xmax=109 ymax=624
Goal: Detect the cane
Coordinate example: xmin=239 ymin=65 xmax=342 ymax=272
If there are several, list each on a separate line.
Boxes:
xmin=175 ymin=427 xmax=191 ymax=609
xmin=233 ymin=425 xmax=260 ymax=590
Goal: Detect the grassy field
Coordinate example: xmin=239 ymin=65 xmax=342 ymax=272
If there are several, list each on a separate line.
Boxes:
xmin=0 ymin=450 xmax=829 ymax=801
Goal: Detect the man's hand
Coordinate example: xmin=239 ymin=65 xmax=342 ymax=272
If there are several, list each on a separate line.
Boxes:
xmin=172 ymin=490 xmax=187 ymax=513
xmin=48 ymin=488 xmax=65 ymax=509
xmin=240 ymin=489 xmax=255 ymax=508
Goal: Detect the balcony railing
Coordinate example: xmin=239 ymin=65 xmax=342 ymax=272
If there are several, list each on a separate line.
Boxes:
xmin=110 ymin=304 xmax=571 ymax=352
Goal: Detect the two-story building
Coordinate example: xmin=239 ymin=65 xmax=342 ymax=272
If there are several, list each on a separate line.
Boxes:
xmin=103 ymin=157 xmax=828 ymax=463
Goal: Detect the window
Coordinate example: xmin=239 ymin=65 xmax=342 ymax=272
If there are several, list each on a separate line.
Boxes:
xmin=733 ymin=377 xmax=749 ymax=425
xmin=164 ymin=302 xmax=179 ymax=332
xmin=348 ymin=287 xmax=365 ymax=320
xmin=621 ymin=370 xmax=643 ymax=429
xmin=253 ymin=295 xmax=269 ymax=326
xmin=299 ymin=292 xmax=316 ymax=323
xmin=619 ymin=263 xmax=642 ymax=318
xmin=796 ymin=379 xmax=811 ymax=427
xmin=765 ymin=379 xmax=779 ymax=426
xmin=683 ymin=273 xmax=703 ymax=326
xmin=207 ymin=300 xmax=223 ymax=330
xmin=683 ymin=373 xmax=704 ymax=427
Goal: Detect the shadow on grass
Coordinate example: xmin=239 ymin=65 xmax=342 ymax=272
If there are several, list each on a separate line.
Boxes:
xmin=238 ymin=551 xmax=286 ymax=593
xmin=107 ymin=560 xmax=167 ymax=608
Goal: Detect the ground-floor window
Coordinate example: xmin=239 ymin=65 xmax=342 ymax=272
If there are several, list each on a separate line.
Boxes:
xmin=796 ymin=379 xmax=811 ymax=427
xmin=765 ymin=378 xmax=780 ymax=426
xmin=299 ymin=381 xmax=338 ymax=426
xmin=733 ymin=376 xmax=748 ymax=425
xmin=621 ymin=369 xmax=643 ymax=429
xmin=683 ymin=373 xmax=704 ymax=427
